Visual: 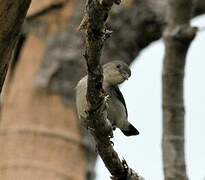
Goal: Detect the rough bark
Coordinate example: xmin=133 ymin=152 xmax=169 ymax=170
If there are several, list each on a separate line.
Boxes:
xmin=83 ymin=0 xmax=141 ymax=179
xmin=0 ymin=35 xmax=86 ymax=180
xmin=162 ymin=0 xmax=197 ymax=179
xmin=0 ymin=0 xmax=31 ymax=93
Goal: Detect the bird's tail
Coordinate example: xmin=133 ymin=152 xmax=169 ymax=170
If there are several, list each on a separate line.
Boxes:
xmin=121 ymin=123 xmax=139 ymax=136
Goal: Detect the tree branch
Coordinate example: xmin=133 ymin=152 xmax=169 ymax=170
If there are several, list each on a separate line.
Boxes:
xmin=162 ymin=0 xmax=197 ymax=179
xmin=83 ymin=0 xmax=142 ymax=179
xmin=0 ymin=0 xmax=31 ymax=93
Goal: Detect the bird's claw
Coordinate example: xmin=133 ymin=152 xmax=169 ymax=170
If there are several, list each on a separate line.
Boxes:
xmin=110 ymin=141 xmax=114 ymax=146
xmin=109 ymin=133 xmax=114 ymax=138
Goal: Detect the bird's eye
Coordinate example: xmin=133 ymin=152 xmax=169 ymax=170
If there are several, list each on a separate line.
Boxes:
xmin=116 ymin=64 xmax=121 ymax=69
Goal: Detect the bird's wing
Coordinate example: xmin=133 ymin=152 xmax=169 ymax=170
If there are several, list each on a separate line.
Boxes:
xmin=111 ymin=85 xmax=128 ymax=117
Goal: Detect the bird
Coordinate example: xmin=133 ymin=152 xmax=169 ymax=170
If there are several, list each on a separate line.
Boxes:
xmin=75 ymin=60 xmax=139 ymax=136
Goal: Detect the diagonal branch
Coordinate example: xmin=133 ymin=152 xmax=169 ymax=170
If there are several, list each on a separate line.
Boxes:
xmin=82 ymin=0 xmax=142 ymax=179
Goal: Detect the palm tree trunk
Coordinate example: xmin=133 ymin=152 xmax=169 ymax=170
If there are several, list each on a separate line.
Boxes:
xmin=0 ymin=35 xmax=86 ymax=180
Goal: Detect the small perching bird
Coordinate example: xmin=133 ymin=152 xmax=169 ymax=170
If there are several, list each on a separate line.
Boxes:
xmin=76 ymin=60 xmax=139 ymax=136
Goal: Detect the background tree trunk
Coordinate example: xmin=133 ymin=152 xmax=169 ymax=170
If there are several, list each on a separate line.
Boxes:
xmin=0 ymin=34 xmax=86 ymax=180
xmin=0 ymin=0 xmax=31 ymax=92
xmin=162 ymin=0 xmax=197 ymax=179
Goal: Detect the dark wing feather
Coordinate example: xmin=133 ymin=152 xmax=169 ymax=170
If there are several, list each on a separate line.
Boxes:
xmin=111 ymin=85 xmax=128 ymax=117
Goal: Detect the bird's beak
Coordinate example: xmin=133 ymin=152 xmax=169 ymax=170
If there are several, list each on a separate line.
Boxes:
xmin=121 ymin=71 xmax=130 ymax=80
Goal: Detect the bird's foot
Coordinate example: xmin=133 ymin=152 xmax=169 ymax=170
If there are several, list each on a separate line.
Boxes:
xmin=110 ymin=140 xmax=114 ymax=146
xmin=104 ymin=94 xmax=109 ymax=103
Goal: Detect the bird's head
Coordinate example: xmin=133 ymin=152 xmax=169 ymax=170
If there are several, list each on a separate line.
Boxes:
xmin=103 ymin=61 xmax=131 ymax=86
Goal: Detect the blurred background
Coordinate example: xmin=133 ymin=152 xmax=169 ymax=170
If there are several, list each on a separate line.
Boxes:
xmin=0 ymin=0 xmax=204 ymax=180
